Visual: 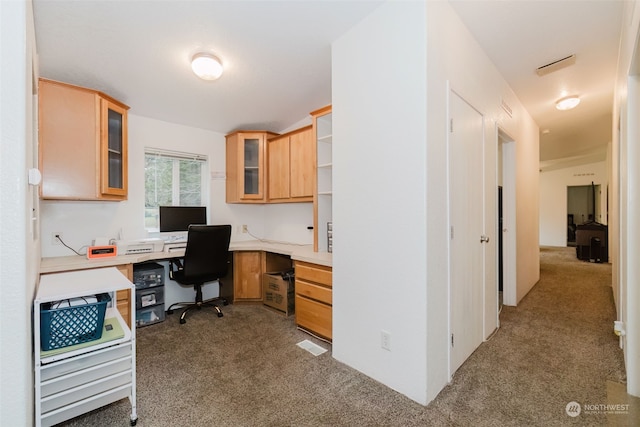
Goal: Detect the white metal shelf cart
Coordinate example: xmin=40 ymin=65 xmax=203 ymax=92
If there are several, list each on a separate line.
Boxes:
xmin=34 ymin=267 xmax=137 ymax=426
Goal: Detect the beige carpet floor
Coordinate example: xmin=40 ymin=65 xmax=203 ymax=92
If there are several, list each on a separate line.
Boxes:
xmin=57 ymin=246 xmax=630 ymax=426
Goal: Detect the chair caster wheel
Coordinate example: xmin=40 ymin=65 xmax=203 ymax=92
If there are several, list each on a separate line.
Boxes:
xmin=130 ymin=418 xmax=138 ymax=426
xmin=167 ymin=309 xmax=174 ymax=315
xmin=179 ymin=318 xmax=186 ymax=324
xmin=217 ymin=312 xmax=224 ymax=318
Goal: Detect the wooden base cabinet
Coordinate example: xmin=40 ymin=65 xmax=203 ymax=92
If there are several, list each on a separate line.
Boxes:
xmin=233 ymin=251 xmax=292 ymax=303
xmin=233 ymin=251 xmax=264 ymax=302
xmin=294 ymin=261 xmax=332 ymax=341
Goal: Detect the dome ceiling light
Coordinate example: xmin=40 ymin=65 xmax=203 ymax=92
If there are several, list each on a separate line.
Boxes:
xmin=191 ymin=53 xmax=223 ymax=80
xmin=555 ymin=95 xmax=580 ymax=111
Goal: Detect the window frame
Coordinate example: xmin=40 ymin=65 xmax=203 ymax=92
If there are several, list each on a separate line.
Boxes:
xmin=144 ymin=148 xmax=209 ymax=232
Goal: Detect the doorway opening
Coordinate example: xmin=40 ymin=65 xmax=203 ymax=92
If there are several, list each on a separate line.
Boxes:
xmin=567 ymin=184 xmax=601 ymax=246
xmin=498 ymin=129 xmax=516 ymax=307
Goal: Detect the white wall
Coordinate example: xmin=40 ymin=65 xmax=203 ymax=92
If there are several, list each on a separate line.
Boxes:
xmin=426 ymin=0 xmax=539 ymax=391
xmin=613 ymin=0 xmax=640 ymax=397
xmin=40 ymin=114 xmax=314 ymax=258
xmin=40 ymin=114 xmax=314 ymax=305
xmin=332 ymin=0 xmax=429 ymax=404
xmin=0 ymin=1 xmax=39 ymax=424
xmin=43 ymin=114 xmax=232 ymax=256
xmin=332 ymin=0 xmax=540 ymax=406
xmin=540 ymin=161 xmax=607 ymax=247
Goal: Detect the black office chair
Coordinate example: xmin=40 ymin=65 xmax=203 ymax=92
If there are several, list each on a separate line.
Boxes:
xmin=166 ymin=224 xmax=232 ymax=324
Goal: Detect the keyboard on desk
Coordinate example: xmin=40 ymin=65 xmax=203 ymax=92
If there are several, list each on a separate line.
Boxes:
xmin=164 ymin=243 xmax=187 ymax=252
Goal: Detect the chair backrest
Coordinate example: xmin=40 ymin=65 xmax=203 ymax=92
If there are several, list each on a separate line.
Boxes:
xmin=181 ymin=224 xmax=232 ymax=283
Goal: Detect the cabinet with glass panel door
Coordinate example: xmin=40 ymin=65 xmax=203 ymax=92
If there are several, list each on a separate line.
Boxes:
xmin=38 ymin=78 xmax=129 ymax=201
xmin=101 ymin=99 xmax=128 ymax=198
xmin=225 ymin=131 xmax=279 ymax=203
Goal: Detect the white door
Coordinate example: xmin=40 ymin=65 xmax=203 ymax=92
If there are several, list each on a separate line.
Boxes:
xmin=449 ymin=90 xmax=485 ymax=374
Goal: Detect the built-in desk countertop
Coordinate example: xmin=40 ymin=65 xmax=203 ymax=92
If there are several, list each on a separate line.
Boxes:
xmin=40 ymin=240 xmax=332 ymax=274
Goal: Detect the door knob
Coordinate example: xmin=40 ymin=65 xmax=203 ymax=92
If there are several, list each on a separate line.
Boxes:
xmin=480 ymin=235 xmax=490 ymax=243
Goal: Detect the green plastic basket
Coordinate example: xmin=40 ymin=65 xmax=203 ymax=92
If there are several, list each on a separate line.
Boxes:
xmin=40 ymin=293 xmax=111 ymax=351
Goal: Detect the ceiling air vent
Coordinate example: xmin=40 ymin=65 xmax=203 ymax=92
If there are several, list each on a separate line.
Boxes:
xmin=535 ymin=54 xmax=576 ymax=77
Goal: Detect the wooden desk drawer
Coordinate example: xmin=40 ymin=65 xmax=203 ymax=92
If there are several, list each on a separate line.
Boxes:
xmin=295 ymin=261 xmax=332 ymax=287
xmin=296 ymin=279 xmax=332 ymax=305
xmin=295 ymin=295 xmax=332 ymax=340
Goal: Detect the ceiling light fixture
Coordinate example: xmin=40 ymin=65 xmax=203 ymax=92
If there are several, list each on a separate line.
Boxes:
xmin=555 ymin=95 xmax=580 ymax=111
xmin=191 ymin=53 xmax=223 ymax=80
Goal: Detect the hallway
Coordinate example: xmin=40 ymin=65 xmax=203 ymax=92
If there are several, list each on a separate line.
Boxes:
xmin=57 ymin=246 xmax=635 ymax=427
xmin=431 ymin=246 xmax=630 ymax=425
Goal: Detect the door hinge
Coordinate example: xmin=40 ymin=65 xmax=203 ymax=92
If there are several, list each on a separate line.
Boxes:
xmin=451 ymin=334 xmax=454 ymax=347
xmin=450 ymin=119 xmax=454 ymax=133
xmin=450 ymin=226 xmax=454 ymax=240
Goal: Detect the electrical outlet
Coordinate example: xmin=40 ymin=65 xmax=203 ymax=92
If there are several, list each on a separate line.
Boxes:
xmin=52 ymin=232 xmax=63 ymax=245
xmin=381 ymin=330 xmax=391 ymax=351
xmin=242 ymin=225 xmax=248 ymax=233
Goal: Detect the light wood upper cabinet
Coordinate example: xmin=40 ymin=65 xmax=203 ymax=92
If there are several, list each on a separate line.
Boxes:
xmin=38 ymin=78 xmax=129 ymax=201
xmin=267 ymin=135 xmax=290 ymax=200
xmin=100 ymin=99 xmax=128 ymax=198
xmin=267 ymin=125 xmax=314 ymax=203
xmin=226 ymin=131 xmax=279 ymax=203
xmin=289 ymin=126 xmax=315 ymax=199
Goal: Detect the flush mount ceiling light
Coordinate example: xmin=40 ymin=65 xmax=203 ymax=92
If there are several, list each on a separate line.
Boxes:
xmin=191 ymin=53 xmax=223 ymax=80
xmin=555 ymin=95 xmax=580 ymax=111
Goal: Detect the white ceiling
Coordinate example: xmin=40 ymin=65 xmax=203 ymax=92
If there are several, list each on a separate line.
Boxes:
xmin=32 ymin=0 xmax=384 ymax=134
xmin=450 ymin=0 xmax=624 ymax=167
xmin=33 ymin=1 xmax=624 ymax=164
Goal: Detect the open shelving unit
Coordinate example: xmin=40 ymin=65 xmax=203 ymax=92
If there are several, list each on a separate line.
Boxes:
xmin=312 ymin=105 xmax=333 ymax=253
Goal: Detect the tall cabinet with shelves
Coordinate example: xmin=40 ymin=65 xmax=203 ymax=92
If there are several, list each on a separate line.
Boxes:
xmin=312 ymin=105 xmax=333 ymax=252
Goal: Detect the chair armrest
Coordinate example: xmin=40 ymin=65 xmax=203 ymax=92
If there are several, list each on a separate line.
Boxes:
xmin=168 ymin=258 xmax=184 ymax=280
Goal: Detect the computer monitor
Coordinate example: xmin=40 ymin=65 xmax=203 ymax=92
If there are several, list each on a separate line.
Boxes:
xmin=159 ymin=206 xmax=207 ymax=232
